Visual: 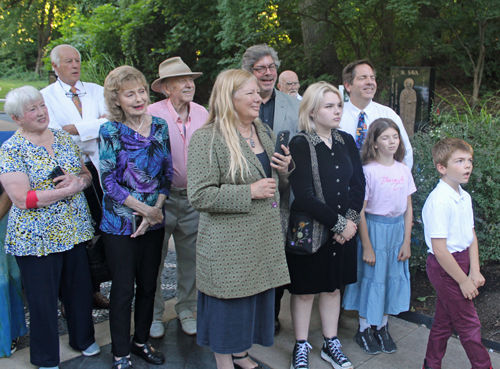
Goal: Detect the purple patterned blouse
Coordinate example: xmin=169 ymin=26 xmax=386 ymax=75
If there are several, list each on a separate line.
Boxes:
xmin=99 ymin=116 xmax=173 ymax=235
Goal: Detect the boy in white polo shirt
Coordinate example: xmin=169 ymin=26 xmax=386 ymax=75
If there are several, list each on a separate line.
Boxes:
xmin=421 ymin=138 xmax=491 ymax=369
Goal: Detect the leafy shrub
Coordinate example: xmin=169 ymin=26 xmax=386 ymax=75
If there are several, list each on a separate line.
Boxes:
xmin=80 ymin=53 xmax=122 ymax=86
xmin=0 ymin=59 xmax=47 ymax=81
xmin=411 ymin=93 xmax=500 ymax=270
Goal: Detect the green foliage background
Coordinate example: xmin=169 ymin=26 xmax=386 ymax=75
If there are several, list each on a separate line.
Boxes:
xmin=2 ymin=0 xmax=499 ymax=101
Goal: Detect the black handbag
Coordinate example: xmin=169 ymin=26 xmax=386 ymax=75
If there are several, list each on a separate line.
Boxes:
xmin=287 ymin=211 xmax=330 ymax=254
xmin=85 ymin=178 xmax=112 ymax=285
xmin=86 ymin=235 xmax=112 ymax=285
xmin=286 ymin=132 xmax=330 ymax=255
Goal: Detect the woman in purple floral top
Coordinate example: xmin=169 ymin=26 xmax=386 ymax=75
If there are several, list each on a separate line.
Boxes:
xmin=99 ymin=66 xmax=172 ymax=369
xmin=99 ymin=118 xmax=173 ymax=234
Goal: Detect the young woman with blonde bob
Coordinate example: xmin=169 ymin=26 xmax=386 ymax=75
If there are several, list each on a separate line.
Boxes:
xmin=287 ymin=82 xmax=365 ymax=369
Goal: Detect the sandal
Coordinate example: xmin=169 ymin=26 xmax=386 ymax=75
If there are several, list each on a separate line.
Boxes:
xmin=232 ymin=352 xmax=263 ymax=369
xmin=113 ymin=356 xmax=133 ymax=369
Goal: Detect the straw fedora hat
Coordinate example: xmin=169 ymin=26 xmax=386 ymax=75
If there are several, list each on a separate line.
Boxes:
xmin=151 ymin=57 xmax=202 ymax=93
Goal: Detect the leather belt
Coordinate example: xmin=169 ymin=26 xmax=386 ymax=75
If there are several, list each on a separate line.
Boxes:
xmin=170 ymin=188 xmax=188 ymax=197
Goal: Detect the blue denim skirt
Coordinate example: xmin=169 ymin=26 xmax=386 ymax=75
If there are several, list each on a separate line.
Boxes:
xmin=343 ymin=213 xmax=411 ymax=325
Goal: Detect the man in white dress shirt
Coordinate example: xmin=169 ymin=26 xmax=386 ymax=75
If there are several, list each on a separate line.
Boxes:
xmin=340 ymin=60 xmax=413 ymax=168
xmin=41 ymin=44 xmax=110 ymax=309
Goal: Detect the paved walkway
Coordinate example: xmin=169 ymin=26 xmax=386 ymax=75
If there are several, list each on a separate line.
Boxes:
xmin=4 ymin=291 xmax=500 ymax=369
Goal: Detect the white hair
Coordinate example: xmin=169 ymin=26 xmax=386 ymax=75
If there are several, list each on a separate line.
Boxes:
xmin=50 ymin=44 xmax=81 ymax=70
xmin=161 ymin=79 xmax=172 ymax=98
xmin=4 ymin=86 xmax=44 ymax=118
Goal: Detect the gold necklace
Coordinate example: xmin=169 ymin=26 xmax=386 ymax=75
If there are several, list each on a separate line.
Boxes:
xmin=129 ymin=116 xmax=145 ymax=132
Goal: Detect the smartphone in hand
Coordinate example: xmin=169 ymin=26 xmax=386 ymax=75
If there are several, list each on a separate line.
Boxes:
xmin=49 ymin=166 xmax=65 ymax=184
xmin=131 ymin=214 xmax=142 ymax=234
xmin=274 ymin=130 xmax=290 ymax=156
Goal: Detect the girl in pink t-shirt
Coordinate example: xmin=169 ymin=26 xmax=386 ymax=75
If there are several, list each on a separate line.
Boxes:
xmin=343 ymin=118 xmax=416 ymax=355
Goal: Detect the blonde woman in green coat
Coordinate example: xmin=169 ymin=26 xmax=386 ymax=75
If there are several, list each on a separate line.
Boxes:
xmin=187 ymin=69 xmax=292 ymax=369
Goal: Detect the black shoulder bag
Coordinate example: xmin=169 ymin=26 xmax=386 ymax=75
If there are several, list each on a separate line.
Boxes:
xmin=286 ymin=133 xmax=330 ymax=254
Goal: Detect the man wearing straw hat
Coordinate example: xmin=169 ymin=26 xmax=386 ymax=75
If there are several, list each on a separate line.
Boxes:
xmin=148 ymin=57 xmax=208 ymax=338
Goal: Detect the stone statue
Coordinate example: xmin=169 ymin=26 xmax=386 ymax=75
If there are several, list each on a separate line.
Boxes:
xmin=399 ymin=78 xmax=417 ymax=136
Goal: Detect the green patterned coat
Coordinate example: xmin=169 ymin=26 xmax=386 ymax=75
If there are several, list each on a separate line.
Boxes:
xmin=187 ymin=121 xmax=291 ymax=299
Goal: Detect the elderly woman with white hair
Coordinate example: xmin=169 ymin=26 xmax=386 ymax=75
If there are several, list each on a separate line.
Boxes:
xmin=0 ymin=86 xmax=99 ymax=369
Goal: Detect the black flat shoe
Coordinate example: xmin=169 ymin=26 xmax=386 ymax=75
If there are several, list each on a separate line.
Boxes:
xmin=130 ymin=341 xmax=164 ymax=365
xmin=232 ymin=352 xmax=263 ymax=369
xmin=274 ymin=317 xmax=281 ymax=336
xmin=113 ymin=356 xmax=133 ymax=369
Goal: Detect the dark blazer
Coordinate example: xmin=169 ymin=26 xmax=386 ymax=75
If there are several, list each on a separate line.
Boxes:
xmin=187 ymin=121 xmax=291 ymax=299
xmin=273 ymin=89 xmax=300 ymax=137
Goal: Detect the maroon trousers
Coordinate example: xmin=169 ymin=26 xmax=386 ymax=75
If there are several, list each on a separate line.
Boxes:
xmin=425 ymin=250 xmax=491 ymax=369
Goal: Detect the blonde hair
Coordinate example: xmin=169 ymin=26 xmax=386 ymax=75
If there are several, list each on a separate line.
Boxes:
xmin=298 ymin=81 xmax=343 ymax=133
xmin=205 ymin=69 xmax=260 ymax=182
xmin=104 ymin=65 xmax=150 ymax=123
xmin=432 ymin=137 xmax=473 ymax=169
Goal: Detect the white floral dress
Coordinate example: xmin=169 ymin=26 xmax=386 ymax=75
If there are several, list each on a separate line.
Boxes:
xmin=0 ymin=129 xmax=93 ymax=256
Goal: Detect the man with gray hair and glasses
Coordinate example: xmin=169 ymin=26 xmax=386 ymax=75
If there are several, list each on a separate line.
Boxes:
xmin=242 ymin=44 xmax=300 ymax=134
xmin=242 ymin=44 xmax=300 ymax=335
xmin=41 ymin=44 xmax=110 ymax=310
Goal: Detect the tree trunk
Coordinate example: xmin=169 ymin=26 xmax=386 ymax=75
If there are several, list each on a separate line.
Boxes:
xmin=34 ymin=0 xmax=55 ymax=77
xmin=472 ymin=20 xmax=487 ymax=100
xmin=300 ymin=0 xmax=343 ymax=83
xmin=35 ymin=44 xmax=44 ymax=77
xmin=379 ymin=7 xmax=396 ymax=65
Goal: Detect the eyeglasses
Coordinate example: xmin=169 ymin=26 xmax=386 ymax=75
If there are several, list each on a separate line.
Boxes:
xmin=252 ymin=64 xmax=277 ymax=73
xmin=285 ymin=82 xmax=300 ymax=87
xmin=59 ymin=80 xmax=87 ymax=98
xmin=66 ymin=90 xmax=87 ymax=98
